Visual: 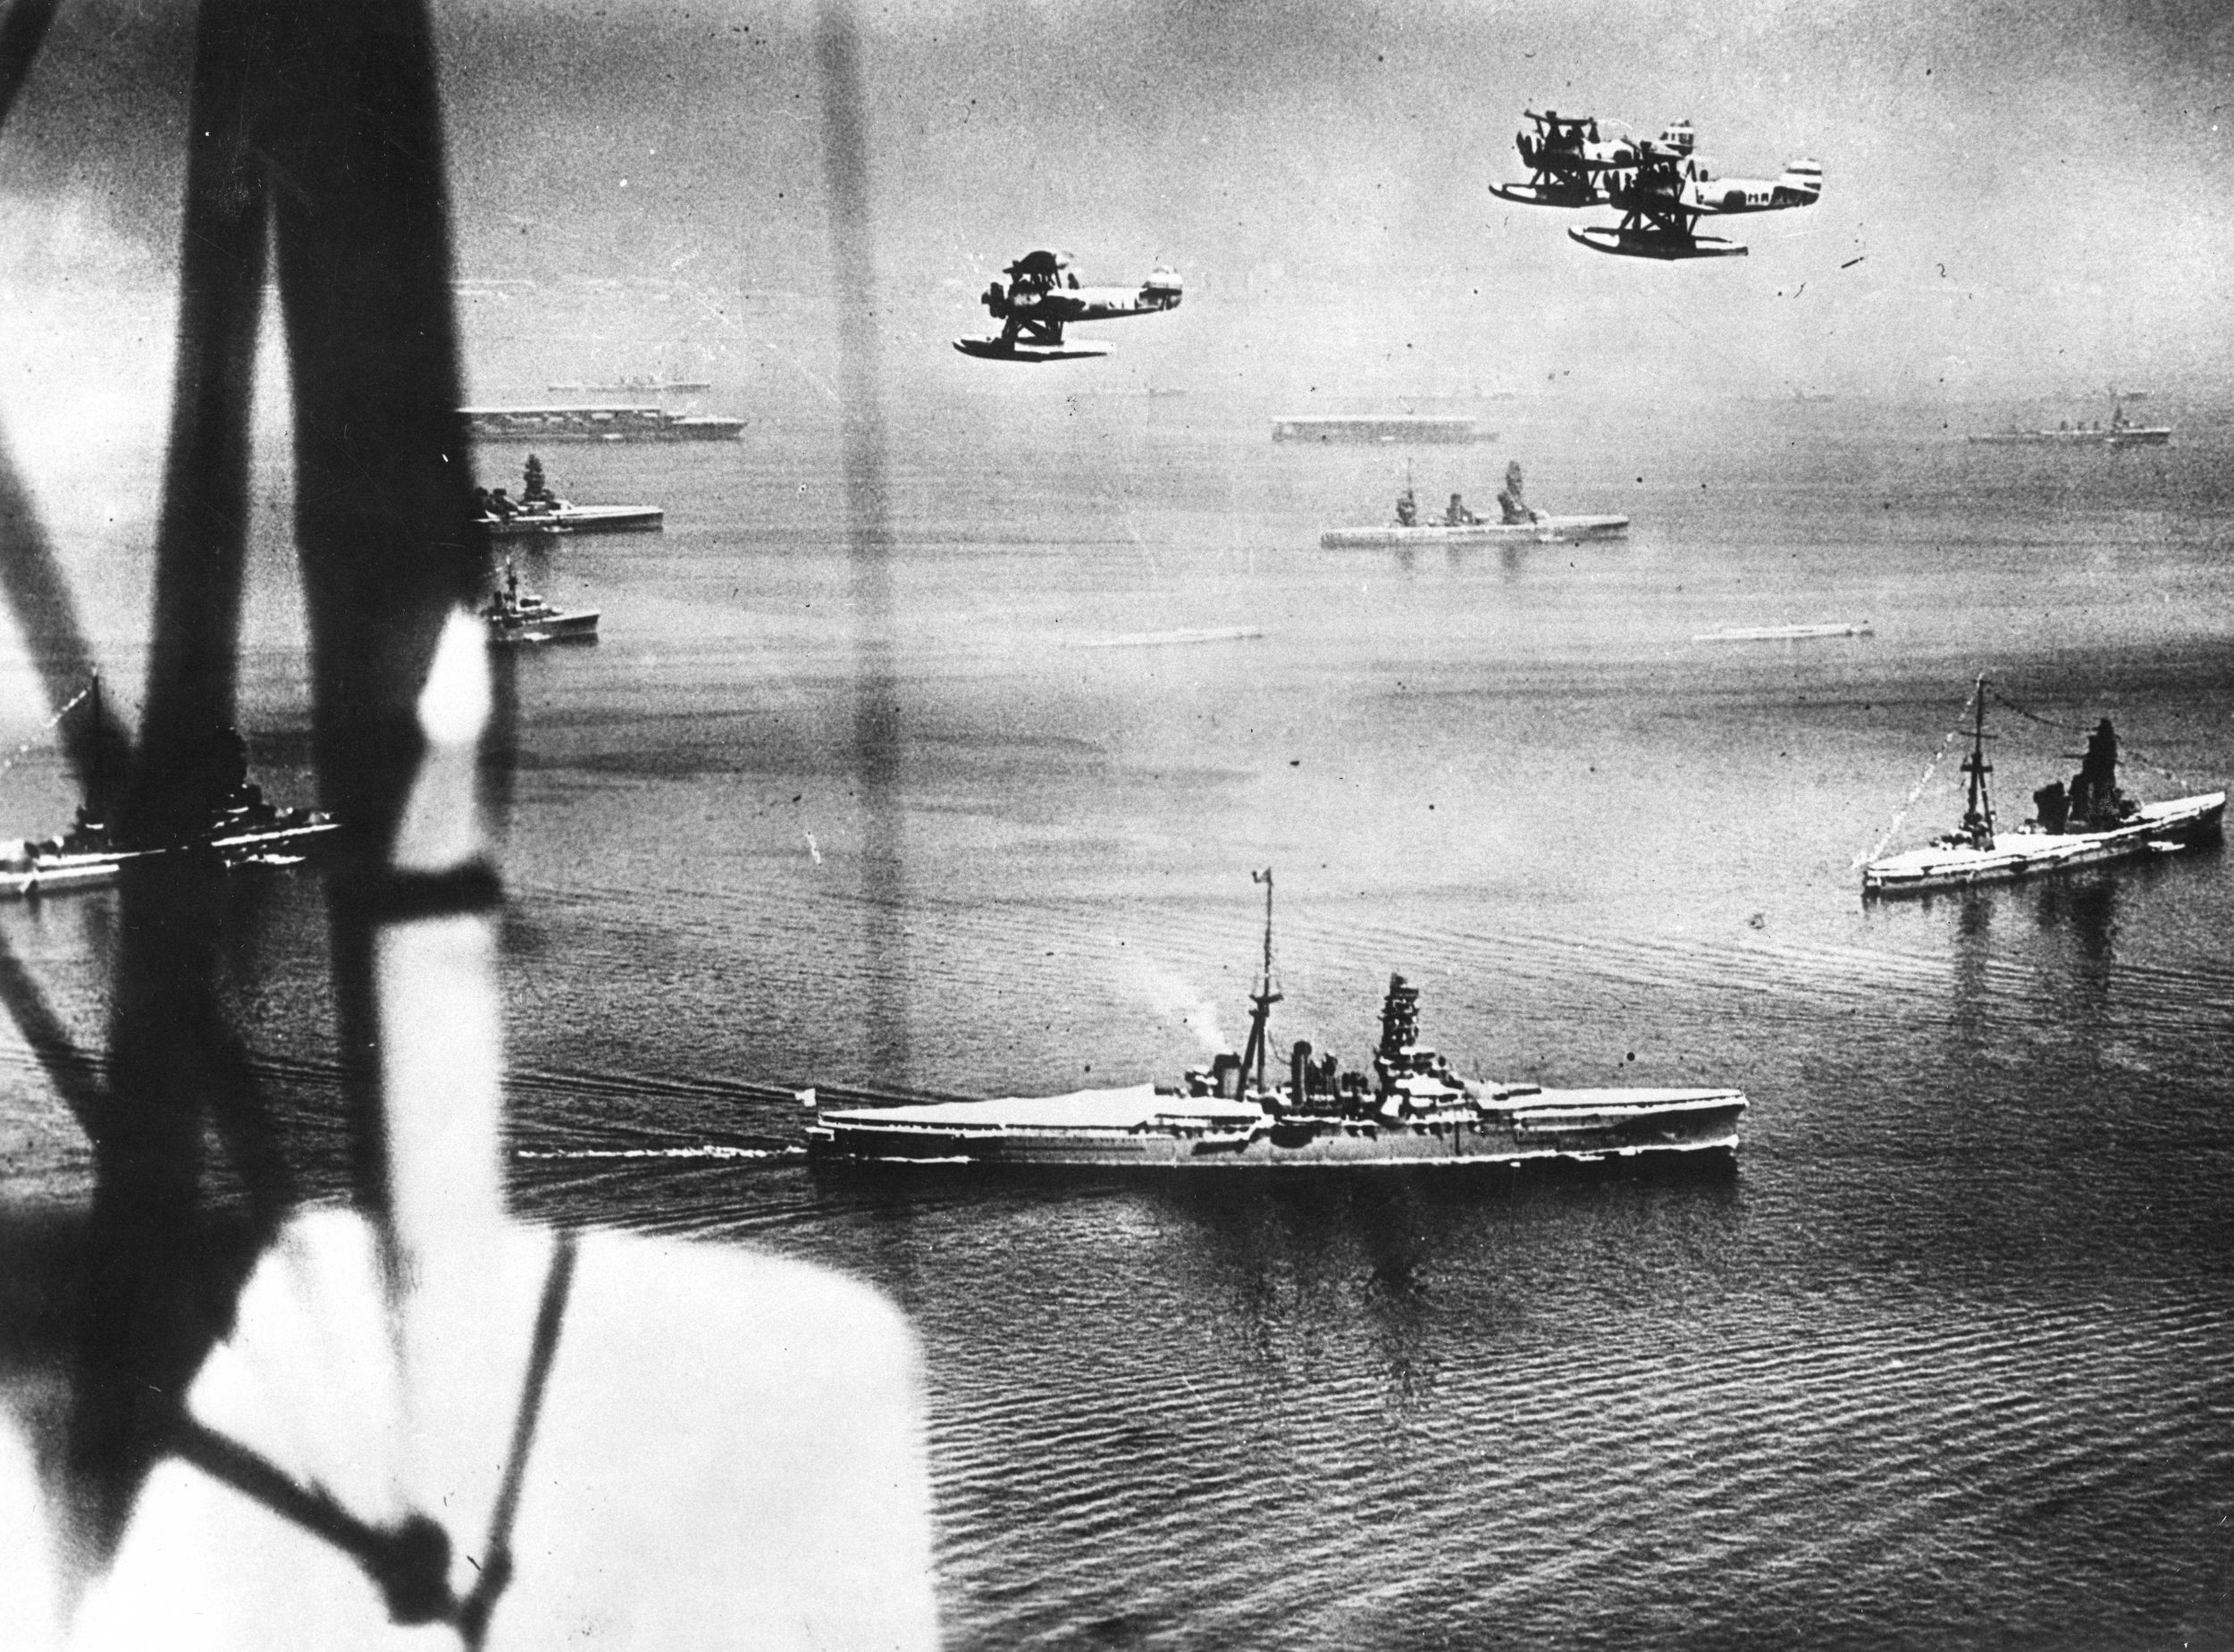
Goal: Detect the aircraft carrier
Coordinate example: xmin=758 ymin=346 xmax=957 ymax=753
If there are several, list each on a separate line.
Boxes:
xmin=462 ymin=405 xmax=744 ymax=442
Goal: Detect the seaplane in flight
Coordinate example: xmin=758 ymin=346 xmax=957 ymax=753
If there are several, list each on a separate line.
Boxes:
xmin=1490 ymin=109 xmax=1640 ymax=207
xmin=954 ymin=249 xmax=1184 ymax=362
xmin=1498 ymin=114 xmax=1822 ymax=259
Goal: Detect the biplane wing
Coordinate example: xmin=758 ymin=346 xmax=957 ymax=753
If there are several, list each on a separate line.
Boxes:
xmin=1570 ymin=153 xmax=1748 ymax=260
xmin=1494 ymin=110 xmax=1630 ymax=207
xmin=953 ymin=251 xmax=1182 ymax=363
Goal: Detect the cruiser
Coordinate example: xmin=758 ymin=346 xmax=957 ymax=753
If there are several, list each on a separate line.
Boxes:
xmin=808 ymin=873 xmax=1747 ymax=1168
xmin=1968 ymin=394 xmax=2171 ymax=449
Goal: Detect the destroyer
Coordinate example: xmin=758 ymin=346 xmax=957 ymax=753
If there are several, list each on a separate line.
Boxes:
xmin=1321 ymin=461 xmax=1627 ymax=548
xmin=1860 ymin=675 xmax=2224 ymax=898
xmin=808 ymin=873 xmax=1746 ymax=1168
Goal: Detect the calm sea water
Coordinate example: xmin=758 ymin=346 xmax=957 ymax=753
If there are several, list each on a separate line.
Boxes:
xmin=5 ymin=389 xmax=2234 ymax=1647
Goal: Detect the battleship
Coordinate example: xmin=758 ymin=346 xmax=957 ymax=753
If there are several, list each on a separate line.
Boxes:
xmin=1 ymin=683 xmax=339 ymax=900
xmin=476 ymin=456 xmax=663 ymax=538
xmin=808 ymin=874 xmax=1748 ymax=1169
xmin=1321 ymin=463 xmax=1628 ymax=549
xmin=462 ymin=404 xmax=744 ymax=442
xmin=1860 ymin=676 xmax=2225 ymax=898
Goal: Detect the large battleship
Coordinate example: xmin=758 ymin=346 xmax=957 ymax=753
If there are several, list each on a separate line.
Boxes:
xmin=476 ymin=456 xmax=663 ymax=538
xmin=808 ymin=875 xmax=1747 ymax=1169
xmin=1860 ymin=676 xmax=2224 ymax=898
xmin=1321 ymin=463 xmax=1628 ymax=549
xmin=1 ymin=683 xmax=340 ymax=900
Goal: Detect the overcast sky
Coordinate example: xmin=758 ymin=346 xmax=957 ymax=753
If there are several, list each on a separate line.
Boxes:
xmin=2 ymin=0 xmax=2230 ymax=407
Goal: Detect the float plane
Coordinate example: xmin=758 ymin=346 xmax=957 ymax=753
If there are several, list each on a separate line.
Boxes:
xmin=1491 ymin=109 xmax=1644 ymax=207
xmin=1498 ymin=113 xmax=1821 ymax=259
xmin=954 ymin=249 xmax=1184 ymax=362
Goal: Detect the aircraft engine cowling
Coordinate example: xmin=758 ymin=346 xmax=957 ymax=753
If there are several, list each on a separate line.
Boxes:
xmin=1141 ymin=267 xmax=1184 ymax=308
xmin=981 ymin=281 xmax=1010 ymax=317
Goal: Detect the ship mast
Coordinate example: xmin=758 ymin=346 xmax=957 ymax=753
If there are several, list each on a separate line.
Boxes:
xmin=1959 ymin=672 xmax=1995 ymax=849
xmin=1236 ymin=868 xmax=1282 ymax=1096
xmin=88 ymin=670 xmax=105 ymax=824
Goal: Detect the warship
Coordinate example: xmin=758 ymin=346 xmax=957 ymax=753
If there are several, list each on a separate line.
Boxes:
xmin=1273 ymin=415 xmax=1495 ymax=444
xmin=808 ymin=874 xmax=1748 ymax=1169
xmin=481 ymin=566 xmax=600 ymax=646
xmin=1967 ymin=394 xmax=2170 ymax=449
xmin=1 ymin=681 xmax=339 ymax=899
xmin=476 ymin=455 xmax=663 ymax=538
xmin=1321 ymin=462 xmax=1628 ymax=548
xmin=1860 ymin=676 xmax=2224 ymax=898
xmin=462 ymin=404 xmax=743 ymax=442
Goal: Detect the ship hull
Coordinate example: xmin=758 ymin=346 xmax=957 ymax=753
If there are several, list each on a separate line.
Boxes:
xmin=809 ymin=1087 xmax=1746 ymax=1170
xmin=2 ymin=818 xmax=340 ymax=900
xmin=487 ymin=608 xmax=600 ymax=646
xmin=1861 ymin=792 xmax=2225 ymax=898
xmin=486 ymin=504 xmax=663 ymax=538
xmin=463 ymin=407 xmax=743 ymax=442
xmin=1321 ymin=515 xmax=1629 ymax=549
xmin=1967 ymin=428 xmax=2171 ymax=448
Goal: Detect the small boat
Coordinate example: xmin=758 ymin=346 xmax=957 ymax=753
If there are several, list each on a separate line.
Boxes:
xmin=807 ymin=872 xmax=1747 ymax=1169
xmin=476 ymin=456 xmax=662 ymax=538
xmin=482 ymin=566 xmax=600 ymax=646
xmin=1321 ymin=461 xmax=1628 ymax=548
xmin=1 ymin=680 xmax=340 ymax=900
xmin=1860 ymin=675 xmax=2225 ymax=899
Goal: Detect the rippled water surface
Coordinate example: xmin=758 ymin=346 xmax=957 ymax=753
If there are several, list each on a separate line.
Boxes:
xmin=6 ymin=392 xmax=2234 ymax=1647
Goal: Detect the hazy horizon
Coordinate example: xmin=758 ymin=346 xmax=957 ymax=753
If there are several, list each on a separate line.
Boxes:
xmin=0 ymin=0 xmax=2226 ymax=421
